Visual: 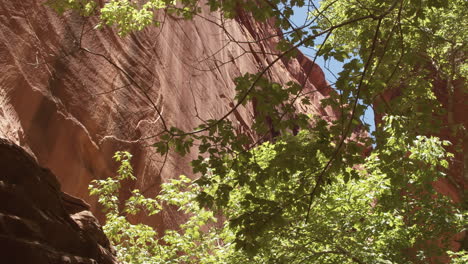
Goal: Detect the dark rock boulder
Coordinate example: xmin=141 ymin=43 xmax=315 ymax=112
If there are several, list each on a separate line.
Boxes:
xmin=0 ymin=138 xmax=118 ymax=264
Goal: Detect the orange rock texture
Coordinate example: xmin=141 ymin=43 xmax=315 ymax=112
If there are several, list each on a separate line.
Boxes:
xmin=374 ymin=77 xmax=467 ymax=204
xmin=0 ymin=0 xmax=336 ymax=227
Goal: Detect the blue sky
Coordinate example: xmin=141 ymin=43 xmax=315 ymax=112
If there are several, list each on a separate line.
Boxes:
xmin=286 ymin=3 xmax=376 ymax=134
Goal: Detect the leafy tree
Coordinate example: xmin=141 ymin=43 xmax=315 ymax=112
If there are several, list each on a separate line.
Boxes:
xmin=90 ymin=151 xmax=238 ymax=264
xmin=95 ymin=125 xmax=464 ymax=263
xmin=48 ymin=0 xmax=467 ymax=263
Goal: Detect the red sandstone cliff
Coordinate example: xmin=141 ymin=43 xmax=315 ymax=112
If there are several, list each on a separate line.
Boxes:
xmin=374 ymin=74 xmax=467 ymax=205
xmin=0 ymin=0 xmax=334 ymax=227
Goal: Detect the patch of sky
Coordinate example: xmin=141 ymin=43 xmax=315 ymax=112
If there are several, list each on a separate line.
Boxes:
xmin=279 ymin=1 xmax=376 ymax=135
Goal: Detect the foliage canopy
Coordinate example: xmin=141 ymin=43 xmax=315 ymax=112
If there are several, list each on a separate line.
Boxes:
xmin=48 ymin=0 xmax=467 ymax=263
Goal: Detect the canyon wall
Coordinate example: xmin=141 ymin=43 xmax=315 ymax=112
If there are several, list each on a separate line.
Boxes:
xmin=433 ymin=78 xmax=467 ymax=205
xmin=375 ymin=78 xmax=467 ymax=205
xmin=0 ymin=0 xmax=334 ymax=227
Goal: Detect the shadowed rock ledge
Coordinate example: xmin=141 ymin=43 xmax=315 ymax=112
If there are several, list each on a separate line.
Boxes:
xmin=0 ymin=138 xmax=118 ymax=264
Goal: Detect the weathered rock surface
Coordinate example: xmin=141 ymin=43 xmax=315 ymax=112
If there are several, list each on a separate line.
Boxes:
xmin=374 ymin=76 xmax=467 ymax=204
xmin=373 ymin=64 xmax=468 ymax=255
xmin=431 ymin=78 xmax=467 ymax=204
xmin=0 ymin=138 xmax=118 ymax=264
xmin=0 ymin=0 xmax=335 ymax=226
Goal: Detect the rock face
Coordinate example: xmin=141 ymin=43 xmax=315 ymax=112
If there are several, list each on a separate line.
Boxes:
xmin=375 ymin=77 xmax=467 ymax=204
xmin=431 ymin=78 xmax=467 ymax=204
xmin=0 ymin=138 xmax=118 ymax=264
xmin=0 ymin=0 xmax=335 ymax=226
xmin=373 ymin=66 xmax=468 ymax=255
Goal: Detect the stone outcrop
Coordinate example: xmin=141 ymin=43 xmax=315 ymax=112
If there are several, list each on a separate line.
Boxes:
xmin=0 ymin=138 xmax=118 ymax=264
xmin=431 ymin=78 xmax=467 ymax=205
xmin=0 ymin=0 xmax=335 ymax=227
xmin=373 ymin=63 xmax=468 ymax=255
xmin=374 ymin=75 xmax=467 ymax=204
